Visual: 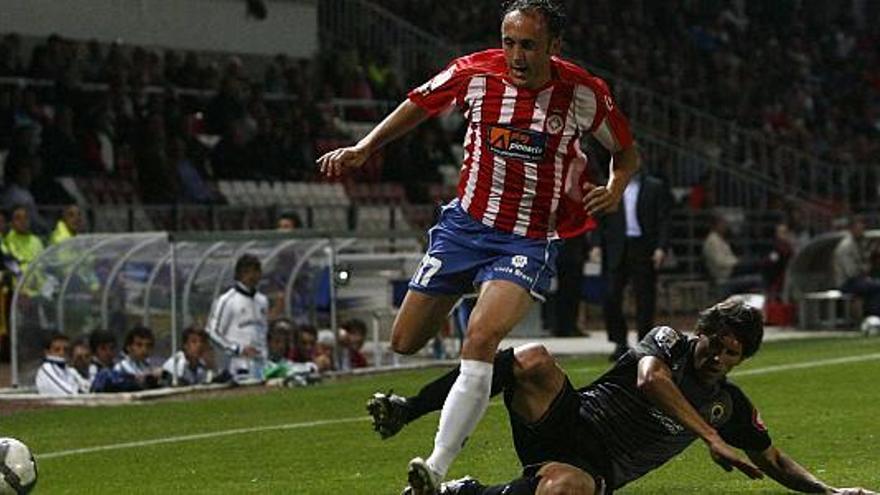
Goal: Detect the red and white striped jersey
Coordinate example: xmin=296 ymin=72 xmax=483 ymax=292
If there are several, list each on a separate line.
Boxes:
xmin=408 ymin=49 xmax=634 ymax=239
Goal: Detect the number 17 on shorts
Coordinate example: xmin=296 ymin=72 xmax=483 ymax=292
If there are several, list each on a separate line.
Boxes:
xmin=412 ymin=254 xmax=443 ymax=287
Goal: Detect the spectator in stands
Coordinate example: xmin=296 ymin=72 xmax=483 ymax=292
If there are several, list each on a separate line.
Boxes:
xmin=49 ymin=204 xmax=83 ymax=245
xmin=247 ymin=114 xmax=286 ymax=179
xmin=290 ymin=323 xmax=317 ymax=363
xmin=80 ymin=107 xmax=115 ymax=176
xmin=40 ymin=105 xmax=83 ymax=180
xmin=88 ymin=329 xmax=117 ymax=378
xmin=276 ymin=210 xmax=302 ymax=231
xmin=210 ymin=120 xmax=251 ymax=179
xmin=1 ymin=151 xmax=49 ymax=234
xmin=169 ymin=136 xmax=220 ymax=204
xmin=339 ymin=318 xmax=369 ymax=370
xmin=206 ymin=254 xmax=269 ymax=381
xmin=135 ymin=113 xmax=179 ymax=204
xmin=35 ymin=332 xmax=84 ymax=396
xmin=314 ymin=329 xmax=336 ymax=372
xmin=702 ymin=216 xmax=763 ymax=296
xmin=688 ymin=172 xmax=714 ymax=211
xmin=763 ymin=222 xmax=795 ymax=298
xmin=0 ymin=33 xmax=25 ymax=76
xmin=205 ymin=76 xmax=246 ymax=135
xmin=834 ymin=215 xmax=880 ymax=317
xmin=114 ymin=326 xmax=162 ymax=389
xmin=69 ymin=336 xmax=93 ymax=392
xmin=162 ymin=326 xmax=210 ymax=386
xmin=2 ymin=205 xmax=44 ymax=274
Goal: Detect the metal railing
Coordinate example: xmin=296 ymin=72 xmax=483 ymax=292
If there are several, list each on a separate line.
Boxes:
xmin=318 ymin=0 xmax=455 ymax=85
xmin=605 ymin=77 xmax=877 ymax=208
xmin=636 ymin=131 xmax=834 ymax=233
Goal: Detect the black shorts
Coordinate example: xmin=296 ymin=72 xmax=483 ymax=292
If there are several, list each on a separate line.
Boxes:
xmin=506 ymin=378 xmax=614 ymax=490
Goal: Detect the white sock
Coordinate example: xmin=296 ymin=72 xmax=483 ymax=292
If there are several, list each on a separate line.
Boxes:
xmin=425 ymin=359 xmax=493 ymax=478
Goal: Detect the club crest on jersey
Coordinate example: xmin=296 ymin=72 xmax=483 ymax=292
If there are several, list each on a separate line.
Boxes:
xmin=710 ymin=403 xmax=725 ymax=424
xmin=545 ymin=113 xmax=565 ymax=134
xmin=486 ymin=125 xmax=547 ymax=161
xmin=511 ymin=255 xmax=528 ymax=268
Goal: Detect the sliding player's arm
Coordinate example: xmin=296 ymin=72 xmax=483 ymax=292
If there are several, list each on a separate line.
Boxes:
xmin=637 ymin=356 xmax=762 ymax=479
xmin=747 ymin=447 xmax=876 ymax=494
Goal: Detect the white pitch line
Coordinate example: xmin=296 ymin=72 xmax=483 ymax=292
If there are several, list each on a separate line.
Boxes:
xmin=730 ymin=352 xmax=880 ymax=377
xmin=36 ymin=352 xmax=880 ymax=460
xmin=36 ymin=417 xmax=368 ymax=460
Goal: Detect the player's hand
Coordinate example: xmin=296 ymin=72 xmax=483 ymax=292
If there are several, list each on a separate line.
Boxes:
xmin=707 ymin=438 xmax=763 ymax=480
xmin=241 ymin=345 xmax=260 ymax=358
xmin=317 ymin=144 xmax=369 ymax=178
xmin=832 ymin=488 xmax=877 ymax=495
xmin=583 ymin=182 xmax=620 ymax=216
xmin=652 ymin=248 xmax=665 ymax=270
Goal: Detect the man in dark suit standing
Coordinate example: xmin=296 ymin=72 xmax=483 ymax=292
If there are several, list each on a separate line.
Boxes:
xmin=596 ymin=170 xmax=672 ymax=360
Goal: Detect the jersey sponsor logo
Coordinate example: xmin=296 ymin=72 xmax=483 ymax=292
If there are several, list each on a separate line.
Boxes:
xmin=494 ymin=255 xmax=535 ymax=284
xmin=486 ymin=125 xmax=547 ymax=161
xmin=545 ymin=113 xmax=565 ymax=134
xmin=649 ymin=407 xmax=685 ymax=435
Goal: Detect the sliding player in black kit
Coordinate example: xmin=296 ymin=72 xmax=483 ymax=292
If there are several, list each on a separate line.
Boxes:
xmin=368 ymin=299 xmax=875 ymax=495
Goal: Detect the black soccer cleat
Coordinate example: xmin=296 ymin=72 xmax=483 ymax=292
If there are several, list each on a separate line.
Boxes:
xmin=366 ymin=391 xmax=411 ymax=439
xmin=403 ymin=457 xmax=441 ymax=495
xmin=439 ymin=476 xmax=484 ymax=495
xmin=401 ymin=476 xmax=483 ymax=495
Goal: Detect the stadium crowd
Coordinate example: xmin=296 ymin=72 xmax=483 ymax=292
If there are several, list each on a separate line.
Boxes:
xmin=0 ymin=31 xmax=457 ymax=214
xmin=0 ymin=1 xmax=876 ymax=391
xmin=377 ymin=0 xmax=880 ymax=169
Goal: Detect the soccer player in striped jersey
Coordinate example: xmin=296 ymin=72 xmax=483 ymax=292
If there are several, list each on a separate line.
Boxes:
xmin=319 ymin=1 xmax=639 ymax=492
xmin=375 ymin=300 xmax=876 ymax=495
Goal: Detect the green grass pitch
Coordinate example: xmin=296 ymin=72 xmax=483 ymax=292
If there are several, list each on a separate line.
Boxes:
xmin=4 ymin=336 xmax=879 ymax=494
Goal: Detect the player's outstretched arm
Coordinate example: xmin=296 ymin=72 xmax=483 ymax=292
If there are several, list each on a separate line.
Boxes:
xmin=747 ymin=446 xmax=877 ymax=494
xmin=637 ymin=356 xmax=763 ymax=480
xmin=317 ymin=99 xmax=429 ymax=178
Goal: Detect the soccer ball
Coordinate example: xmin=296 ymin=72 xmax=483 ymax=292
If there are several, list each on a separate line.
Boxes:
xmin=862 ymin=316 xmax=880 ymax=337
xmin=0 ymin=438 xmax=37 ymax=494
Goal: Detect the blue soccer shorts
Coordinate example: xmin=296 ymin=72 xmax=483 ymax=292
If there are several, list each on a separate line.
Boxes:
xmin=408 ymin=200 xmax=560 ymax=301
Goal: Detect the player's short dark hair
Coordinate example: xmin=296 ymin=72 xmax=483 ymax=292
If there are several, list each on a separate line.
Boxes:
xmin=182 ymin=326 xmax=207 ymax=344
xmin=297 ymin=324 xmax=317 ymax=338
xmin=124 ymin=326 xmax=155 ymax=349
xmin=341 ymin=318 xmax=367 ymax=336
xmin=277 ymin=209 xmax=302 ymax=228
xmin=695 ymin=299 xmax=764 ymax=358
xmin=268 ymin=318 xmax=294 ymax=340
xmin=44 ymin=331 xmax=69 ymax=350
xmin=88 ymin=329 xmax=116 ymax=352
xmin=234 ymin=253 xmax=262 ymax=279
xmin=502 ymin=0 xmax=566 ymax=39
